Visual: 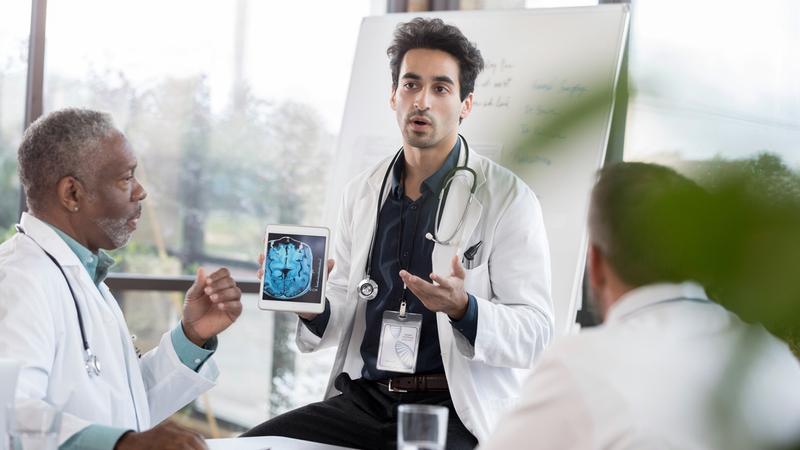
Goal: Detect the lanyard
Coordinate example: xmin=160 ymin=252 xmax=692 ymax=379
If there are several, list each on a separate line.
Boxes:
xmin=396 ymin=169 xmax=430 ymax=318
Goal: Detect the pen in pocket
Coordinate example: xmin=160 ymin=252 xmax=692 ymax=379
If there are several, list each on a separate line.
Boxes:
xmin=462 ymin=241 xmax=483 ymax=269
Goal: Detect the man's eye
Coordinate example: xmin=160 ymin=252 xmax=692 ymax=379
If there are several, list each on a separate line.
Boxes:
xmin=403 ymin=82 xmax=417 ymax=89
xmin=435 ymin=86 xmax=448 ymax=93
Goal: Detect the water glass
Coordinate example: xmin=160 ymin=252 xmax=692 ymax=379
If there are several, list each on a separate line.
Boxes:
xmin=397 ymin=404 xmax=448 ymax=450
xmin=6 ymin=404 xmax=61 ymax=450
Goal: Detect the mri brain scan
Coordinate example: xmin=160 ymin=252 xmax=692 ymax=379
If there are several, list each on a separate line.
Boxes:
xmin=263 ymin=237 xmax=313 ymax=299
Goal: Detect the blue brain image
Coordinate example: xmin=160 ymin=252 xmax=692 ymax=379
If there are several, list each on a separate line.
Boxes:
xmin=263 ymin=237 xmax=313 ymax=299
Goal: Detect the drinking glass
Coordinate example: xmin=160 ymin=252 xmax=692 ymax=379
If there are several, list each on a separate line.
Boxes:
xmin=6 ymin=403 xmax=61 ymax=450
xmin=397 ymin=404 xmax=448 ymax=450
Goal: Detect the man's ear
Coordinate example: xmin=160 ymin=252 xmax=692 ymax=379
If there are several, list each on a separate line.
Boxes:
xmin=389 ymin=86 xmax=398 ymax=111
xmin=459 ymin=92 xmax=474 ymax=121
xmin=56 ymin=176 xmax=84 ymax=212
xmin=587 ymin=242 xmax=606 ymax=292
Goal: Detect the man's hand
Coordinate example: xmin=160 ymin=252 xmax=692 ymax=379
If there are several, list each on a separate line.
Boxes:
xmin=399 ymin=255 xmax=469 ymax=320
xmin=256 ymin=254 xmax=334 ymax=321
xmin=182 ymin=267 xmax=243 ymax=347
xmin=115 ymin=421 xmax=207 ymax=450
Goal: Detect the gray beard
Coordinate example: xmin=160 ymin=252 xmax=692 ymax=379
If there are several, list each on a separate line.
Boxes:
xmin=95 ymin=216 xmax=133 ymax=248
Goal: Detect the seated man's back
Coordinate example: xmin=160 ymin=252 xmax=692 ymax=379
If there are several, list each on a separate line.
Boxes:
xmin=502 ymin=283 xmax=800 ymax=450
xmin=482 ymin=163 xmax=800 ymax=450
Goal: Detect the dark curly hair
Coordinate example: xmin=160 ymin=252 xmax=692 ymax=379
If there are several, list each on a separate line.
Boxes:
xmin=387 ymin=18 xmax=484 ymax=101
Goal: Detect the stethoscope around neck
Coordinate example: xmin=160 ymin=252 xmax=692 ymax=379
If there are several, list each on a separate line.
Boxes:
xmin=15 ymin=224 xmax=102 ymax=378
xmin=356 ymin=134 xmax=477 ymax=301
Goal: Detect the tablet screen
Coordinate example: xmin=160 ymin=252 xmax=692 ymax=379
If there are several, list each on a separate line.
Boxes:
xmin=261 ymin=232 xmax=326 ymax=304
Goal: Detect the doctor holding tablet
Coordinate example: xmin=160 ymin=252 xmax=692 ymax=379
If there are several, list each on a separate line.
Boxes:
xmin=246 ymin=18 xmax=553 ymax=450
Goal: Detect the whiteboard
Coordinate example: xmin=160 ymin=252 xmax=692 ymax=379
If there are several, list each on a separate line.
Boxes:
xmin=326 ymin=5 xmax=629 ymax=335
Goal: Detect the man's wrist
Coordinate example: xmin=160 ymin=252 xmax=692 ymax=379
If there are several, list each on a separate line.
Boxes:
xmin=181 ymin=321 xmax=207 ymax=347
xmin=114 ymin=431 xmax=135 ymax=450
xmin=446 ymin=293 xmax=470 ymax=320
xmin=298 ymin=312 xmax=319 ymax=321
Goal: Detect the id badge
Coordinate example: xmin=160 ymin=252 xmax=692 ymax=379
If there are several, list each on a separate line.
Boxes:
xmin=376 ymin=310 xmax=423 ymax=374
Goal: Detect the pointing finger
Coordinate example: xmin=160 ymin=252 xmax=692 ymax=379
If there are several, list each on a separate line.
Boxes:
xmin=205 ymin=267 xmax=232 ymax=283
xmin=326 ymin=259 xmax=335 ymax=276
xmin=257 ymin=253 xmax=265 ymax=279
xmin=451 ymin=254 xmax=466 ymax=280
xmin=400 ymin=270 xmax=438 ymax=299
xmin=186 ymin=267 xmax=207 ymax=299
xmin=430 ymin=272 xmax=453 ymax=289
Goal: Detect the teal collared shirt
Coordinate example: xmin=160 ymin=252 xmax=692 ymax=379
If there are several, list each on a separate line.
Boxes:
xmin=49 ymin=226 xmax=115 ymax=286
xmin=47 ymin=225 xmax=216 ymax=450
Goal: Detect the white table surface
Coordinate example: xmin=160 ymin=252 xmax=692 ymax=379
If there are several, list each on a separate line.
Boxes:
xmin=206 ymin=436 xmax=357 ymax=450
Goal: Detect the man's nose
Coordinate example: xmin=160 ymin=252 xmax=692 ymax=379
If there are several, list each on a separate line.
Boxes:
xmin=414 ymin=88 xmax=431 ymax=111
xmin=134 ymin=181 xmax=147 ymax=201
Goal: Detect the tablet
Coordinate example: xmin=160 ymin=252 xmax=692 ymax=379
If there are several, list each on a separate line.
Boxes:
xmin=258 ymin=224 xmax=329 ymax=314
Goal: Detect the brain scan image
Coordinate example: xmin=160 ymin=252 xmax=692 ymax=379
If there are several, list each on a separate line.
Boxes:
xmin=263 ymin=236 xmax=314 ymax=299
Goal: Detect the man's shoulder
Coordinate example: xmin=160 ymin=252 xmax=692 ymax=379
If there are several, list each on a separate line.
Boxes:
xmin=0 ymin=234 xmax=60 ymax=286
xmin=534 ymin=327 xmax=622 ymax=376
xmin=340 ymin=155 xmax=395 ymax=196
xmin=473 ymin=152 xmax=535 ymax=197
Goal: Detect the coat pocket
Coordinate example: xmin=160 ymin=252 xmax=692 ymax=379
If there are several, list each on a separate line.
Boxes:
xmin=463 ymin=262 xmax=491 ymax=300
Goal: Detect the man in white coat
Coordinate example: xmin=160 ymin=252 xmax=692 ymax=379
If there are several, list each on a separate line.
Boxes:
xmin=0 ymin=108 xmax=243 ymax=450
xmin=482 ymin=163 xmax=800 ymax=450
xmin=244 ymin=18 xmax=553 ymax=449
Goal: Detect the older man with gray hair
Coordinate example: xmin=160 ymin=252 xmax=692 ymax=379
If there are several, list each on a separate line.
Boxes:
xmin=0 ymin=108 xmax=243 ymax=450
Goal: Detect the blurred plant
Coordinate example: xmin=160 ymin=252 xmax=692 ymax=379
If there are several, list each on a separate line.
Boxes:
xmin=685 ymin=154 xmax=800 ymax=354
xmin=513 ymin=67 xmax=799 ymax=446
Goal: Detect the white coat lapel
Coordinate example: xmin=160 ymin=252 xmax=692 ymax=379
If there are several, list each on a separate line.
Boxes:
xmin=432 ymin=145 xmax=487 ymax=357
xmin=328 ymin=156 xmax=394 ymax=383
xmin=351 ymin=156 xmax=394 ymax=290
xmin=98 ymin=283 xmax=150 ymax=429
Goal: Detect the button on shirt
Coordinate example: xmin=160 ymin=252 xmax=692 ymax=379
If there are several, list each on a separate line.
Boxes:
xmin=304 ymin=139 xmax=479 ymax=380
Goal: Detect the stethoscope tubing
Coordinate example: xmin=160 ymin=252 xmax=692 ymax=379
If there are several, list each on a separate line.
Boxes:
xmin=15 ymin=225 xmax=100 ymax=377
xmin=358 ymin=135 xmax=475 ymax=300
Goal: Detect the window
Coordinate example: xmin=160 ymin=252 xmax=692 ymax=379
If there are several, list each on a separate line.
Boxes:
xmin=0 ymin=2 xmax=30 ymax=238
xmin=624 ymin=0 xmax=800 ymax=168
xmin=43 ymin=0 xmax=373 ymax=434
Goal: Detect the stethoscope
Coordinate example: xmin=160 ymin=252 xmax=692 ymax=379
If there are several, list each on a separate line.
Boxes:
xmin=356 ymin=135 xmax=477 ymax=301
xmin=16 ymin=225 xmax=102 ymax=378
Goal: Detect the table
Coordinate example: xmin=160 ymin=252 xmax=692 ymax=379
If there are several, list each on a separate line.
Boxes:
xmin=206 ymin=436 xmax=357 ymax=450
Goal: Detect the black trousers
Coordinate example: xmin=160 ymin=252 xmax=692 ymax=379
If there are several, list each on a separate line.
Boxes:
xmin=241 ymin=373 xmax=478 ymax=450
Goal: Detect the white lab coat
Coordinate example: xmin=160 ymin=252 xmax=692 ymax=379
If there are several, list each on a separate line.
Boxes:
xmin=481 ymin=282 xmax=800 ymax=450
xmin=296 ymin=143 xmax=554 ymax=442
xmin=0 ymin=213 xmax=218 ymax=445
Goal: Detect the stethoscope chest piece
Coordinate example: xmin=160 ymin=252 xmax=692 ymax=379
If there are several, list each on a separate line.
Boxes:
xmin=357 ymin=278 xmax=378 ymax=301
xmin=85 ymin=350 xmax=102 ymax=377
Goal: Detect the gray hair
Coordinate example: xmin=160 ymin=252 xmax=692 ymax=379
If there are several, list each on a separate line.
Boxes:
xmin=18 ymin=108 xmax=117 ymax=212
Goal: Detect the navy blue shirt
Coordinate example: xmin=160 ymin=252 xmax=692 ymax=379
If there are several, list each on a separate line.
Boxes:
xmin=304 ymin=139 xmax=479 ymax=379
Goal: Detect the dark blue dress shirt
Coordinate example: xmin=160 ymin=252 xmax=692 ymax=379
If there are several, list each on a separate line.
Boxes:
xmin=303 ymin=139 xmax=479 ymax=379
